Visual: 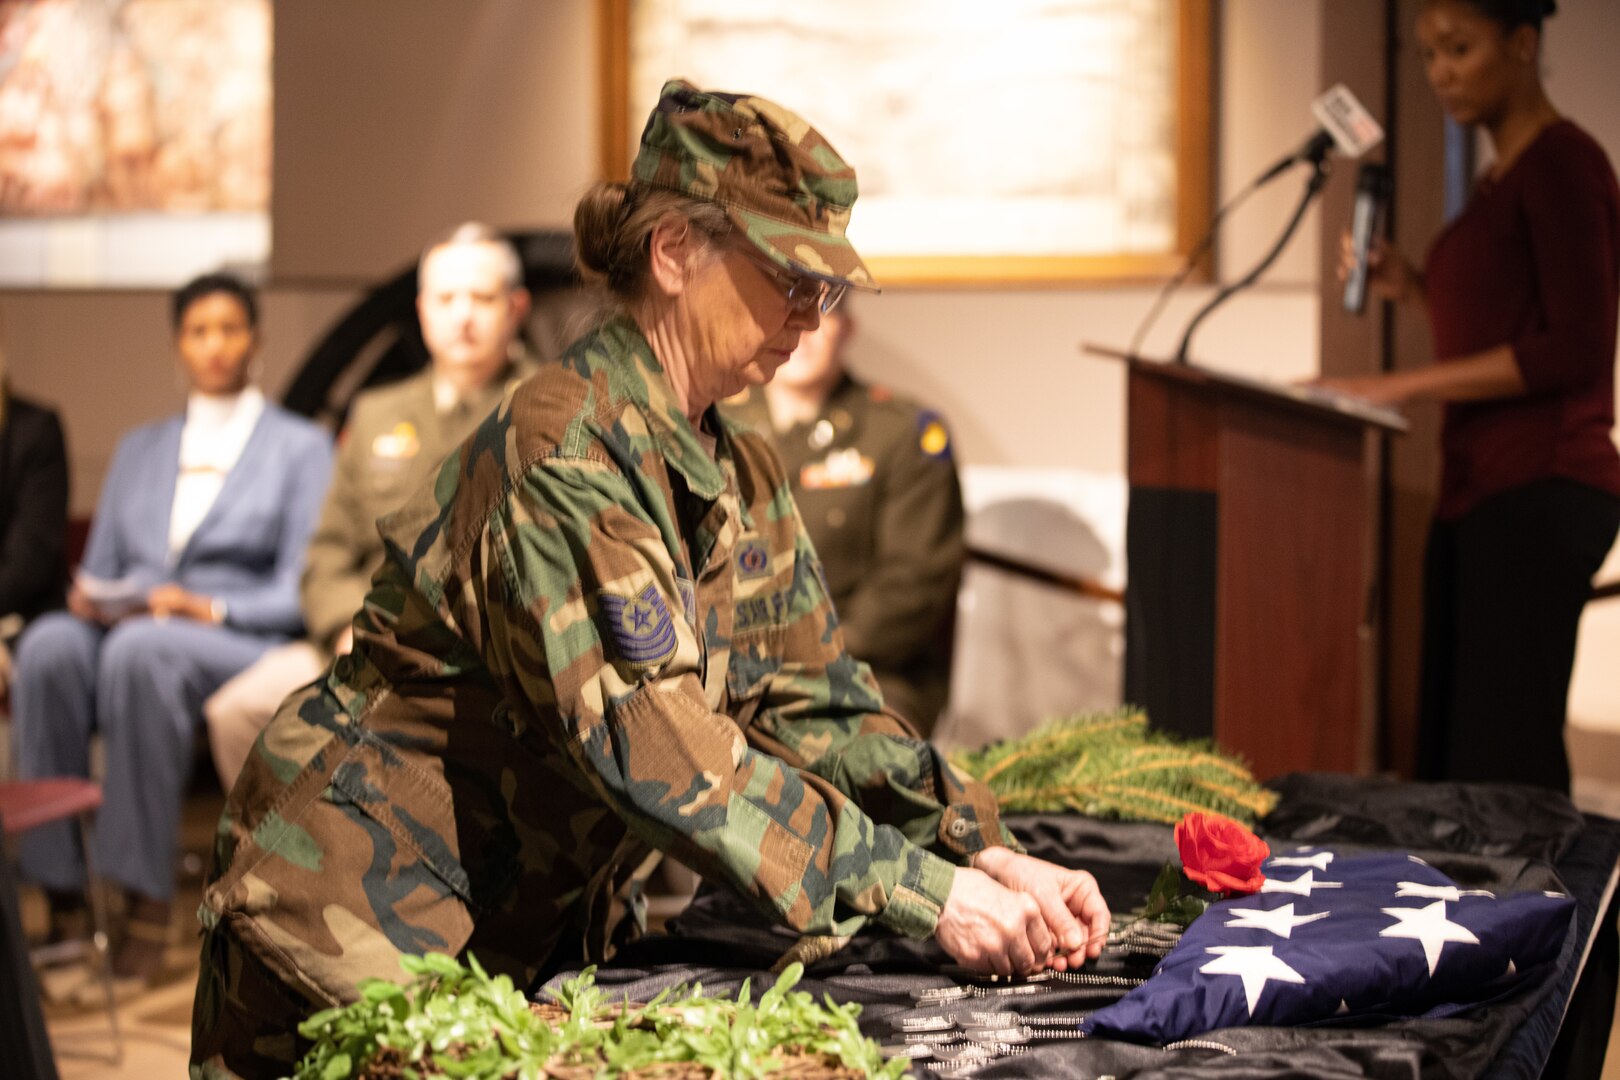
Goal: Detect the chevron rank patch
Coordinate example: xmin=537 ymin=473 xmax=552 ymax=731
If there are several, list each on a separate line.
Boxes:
xmin=600 ymin=584 xmax=678 ymax=668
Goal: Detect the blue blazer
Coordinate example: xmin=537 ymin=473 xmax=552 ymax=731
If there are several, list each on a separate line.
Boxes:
xmin=81 ymin=402 xmax=333 ymax=637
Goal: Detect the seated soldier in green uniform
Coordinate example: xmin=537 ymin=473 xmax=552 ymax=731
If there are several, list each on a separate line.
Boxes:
xmin=190 ymin=80 xmax=1110 ymax=1079
xmin=726 ymin=306 xmax=963 ymax=734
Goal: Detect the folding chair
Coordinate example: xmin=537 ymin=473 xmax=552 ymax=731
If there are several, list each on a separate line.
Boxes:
xmin=0 ymin=778 xmax=121 ymax=1064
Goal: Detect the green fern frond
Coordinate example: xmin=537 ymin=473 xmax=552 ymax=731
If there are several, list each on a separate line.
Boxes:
xmin=951 ymin=707 xmax=1276 ymax=825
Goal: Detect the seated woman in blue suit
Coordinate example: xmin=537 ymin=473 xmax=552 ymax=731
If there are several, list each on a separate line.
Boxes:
xmin=10 ymin=273 xmax=332 ymax=987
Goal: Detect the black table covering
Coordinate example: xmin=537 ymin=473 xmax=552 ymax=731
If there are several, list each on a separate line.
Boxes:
xmin=547 ymin=775 xmax=1620 ymax=1079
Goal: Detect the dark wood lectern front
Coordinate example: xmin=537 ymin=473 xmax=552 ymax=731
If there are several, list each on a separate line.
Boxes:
xmin=1087 ymin=346 xmax=1406 ymax=780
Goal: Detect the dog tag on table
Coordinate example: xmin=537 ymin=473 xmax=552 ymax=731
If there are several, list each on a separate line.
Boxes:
xmin=984 ymin=982 xmax=1051 ymax=997
xmin=901 ymin=1030 xmax=959 ymax=1045
xmin=891 ymin=1013 xmax=956 ymax=1032
xmin=880 ymin=1042 xmax=933 ymax=1060
xmin=964 ymin=1026 xmax=1029 ymax=1045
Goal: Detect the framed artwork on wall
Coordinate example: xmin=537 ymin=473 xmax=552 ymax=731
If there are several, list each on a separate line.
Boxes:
xmin=600 ymin=0 xmax=1212 ymax=286
xmin=0 ymin=0 xmax=272 ymax=287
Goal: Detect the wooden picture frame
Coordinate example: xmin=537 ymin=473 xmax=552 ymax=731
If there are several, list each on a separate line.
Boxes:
xmin=599 ymin=0 xmax=1212 ymax=287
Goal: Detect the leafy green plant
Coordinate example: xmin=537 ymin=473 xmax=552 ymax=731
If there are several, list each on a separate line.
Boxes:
xmin=293 ymin=953 xmax=910 ymax=1079
xmin=951 ymin=707 xmax=1277 ymax=825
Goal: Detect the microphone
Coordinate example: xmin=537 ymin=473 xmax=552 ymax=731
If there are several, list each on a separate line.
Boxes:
xmin=1255 ymin=84 xmax=1385 ymax=186
xmin=1342 ymin=162 xmax=1392 ymax=314
xmin=1155 ymin=85 xmax=1385 ymax=362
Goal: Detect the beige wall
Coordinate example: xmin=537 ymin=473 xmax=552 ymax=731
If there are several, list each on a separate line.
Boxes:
xmin=1 ymin=289 xmax=359 ymax=516
xmin=13 ymin=0 xmax=1618 ymax=497
xmin=271 ymin=0 xmax=595 ymax=283
xmin=3 ymin=0 xmax=1617 ymax=736
xmin=0 ymin=0 xmax=1328 ymax=511
xmin=2 ymin=7 xmax=1614 ymax=571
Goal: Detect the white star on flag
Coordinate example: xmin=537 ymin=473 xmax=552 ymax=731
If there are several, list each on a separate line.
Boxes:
xmin=1380 ymin=900 xmax=1479 ymax=975
xmin=1200 ymin=945 xmax=1307 ymax=1014
xmin=1268 ymin=852 xmax=1335 ymax=871
xmin=1261 ymin=870 xmax=1344 ymax=897
xmin=1395 ymin=881 xmax=1495 ymax=901
xmin=1224 ymin=902 xmax=1332 ymax=939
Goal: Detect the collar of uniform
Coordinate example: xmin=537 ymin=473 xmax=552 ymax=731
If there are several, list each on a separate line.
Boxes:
xmin=781 ymin=372 xmax=863 ymax=443
xmin=431 ymin=356 xmax=539 ymax=417
xmin=596 ymin=316 xmax=728 ymax=502
xmin=824 ymin=372 xmax=864 ymax=414
xmin=505 ymin=352 xmax=541 ymax=388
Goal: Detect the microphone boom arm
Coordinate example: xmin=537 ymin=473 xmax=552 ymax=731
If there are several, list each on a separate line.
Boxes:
xmin=1174 ymin=159 xmax=1332 ymax=364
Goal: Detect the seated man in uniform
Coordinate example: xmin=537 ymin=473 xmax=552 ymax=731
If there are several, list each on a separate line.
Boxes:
xmin=203 ymin=222 xmax=536 ymax=788
xmin=727 ymin=306 xmax=964 ymax=734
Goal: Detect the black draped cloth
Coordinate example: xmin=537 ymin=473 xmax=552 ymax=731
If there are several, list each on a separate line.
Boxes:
xmin=549 ymin=775 xmax=1620 ymax=1079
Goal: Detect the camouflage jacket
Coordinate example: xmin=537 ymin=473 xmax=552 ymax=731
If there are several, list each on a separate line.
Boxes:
xmin=300 ymin=361 xmax=535 ymax=655
xmin=726 ymin=378 xmax=964 ymax=731
xmin=198 ymin=316 xmax=1013 ymax=1008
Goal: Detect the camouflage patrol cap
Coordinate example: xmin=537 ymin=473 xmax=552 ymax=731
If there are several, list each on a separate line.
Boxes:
xmin=633 ymin=79 xmax=879 ymax=293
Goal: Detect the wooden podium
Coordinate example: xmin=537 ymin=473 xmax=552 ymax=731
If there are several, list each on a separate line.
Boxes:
xmin=1087 ymin=345 xmax=1407 ymax=780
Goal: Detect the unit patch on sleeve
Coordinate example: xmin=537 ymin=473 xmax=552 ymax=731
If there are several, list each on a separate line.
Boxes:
xmin=600 ymin=584 xmax=678 ymax=668
xmin=917 ymin=411 xmax=952 ymax=460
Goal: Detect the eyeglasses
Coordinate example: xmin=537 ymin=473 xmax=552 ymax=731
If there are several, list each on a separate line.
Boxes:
xmin=736 ymin=245 xmax=847 ymax=314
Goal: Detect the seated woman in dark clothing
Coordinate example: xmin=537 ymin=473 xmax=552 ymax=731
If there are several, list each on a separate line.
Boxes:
xmin=0 ymin=319 xmax=70 ymax=693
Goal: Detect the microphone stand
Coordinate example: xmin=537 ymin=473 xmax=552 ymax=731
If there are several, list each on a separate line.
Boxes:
xmin=1173 ymin=154 xmax=1332 ymax=364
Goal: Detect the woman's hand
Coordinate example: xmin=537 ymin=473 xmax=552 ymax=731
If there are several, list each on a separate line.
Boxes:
xmin=934 ymin=866 xmax=1055 ymax=977
xmin=1337 ymin=229 xmax=1423 ymax=305
xmin=147 ymin=584 xmax=218 ymax=623
xmin=973 ymin=847 xmax=1111 ymax=971
xmin=1306 ymin=373 xmax=1412 ymax=406
xmin=66 ymin=582 xmax=105 ymax=624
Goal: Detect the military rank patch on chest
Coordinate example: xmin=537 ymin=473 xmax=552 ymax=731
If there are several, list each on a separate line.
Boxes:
xmin=371 ymin=421 xmax=421 ymax=461
xmin=800 ymin=448 xmax=875 ymax=490
xmin=600 ymin=584 xmax=678 ymax=667
xmin=736 ymin=538 xmax=771 ymax=580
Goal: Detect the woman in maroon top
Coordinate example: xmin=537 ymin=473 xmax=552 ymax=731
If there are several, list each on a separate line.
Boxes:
xmin=1325 ymin=0 xmax=1620 ymax=792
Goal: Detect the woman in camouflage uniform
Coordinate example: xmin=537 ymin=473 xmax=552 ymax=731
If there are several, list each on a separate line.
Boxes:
xmin=190 ymin=81 xmax=1109 ymax=1078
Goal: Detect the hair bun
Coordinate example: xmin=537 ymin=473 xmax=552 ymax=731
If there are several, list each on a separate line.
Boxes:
xmin=1541 ymin=0 xmax=1557 ymax=16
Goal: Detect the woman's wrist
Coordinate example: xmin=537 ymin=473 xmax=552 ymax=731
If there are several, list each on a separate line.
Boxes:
xmin=970 ymin=845 xmax=1016 ymax=875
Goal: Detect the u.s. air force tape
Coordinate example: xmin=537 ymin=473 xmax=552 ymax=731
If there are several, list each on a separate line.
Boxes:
xmin=600 ymin=584 xmax=677 ymax=668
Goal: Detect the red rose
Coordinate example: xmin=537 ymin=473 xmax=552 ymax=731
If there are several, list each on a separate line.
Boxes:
xmin=1174 ymin=812 xmax=1269 ymax=895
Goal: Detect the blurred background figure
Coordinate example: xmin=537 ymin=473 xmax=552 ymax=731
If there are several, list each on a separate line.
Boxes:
xmin=727 ymin=306 xmax=965 ymax=734
xmin=204 ymin=222 xmax=535 ymax=790
xmin=0 ymin=311 xmax=69 ymax=696
xmin=8 ymin=272 xmax=331 ymax=990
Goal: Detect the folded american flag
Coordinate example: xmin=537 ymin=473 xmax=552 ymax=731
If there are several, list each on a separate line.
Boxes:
xmin=1083 ymin=848 xmax=1574 ymax=1044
